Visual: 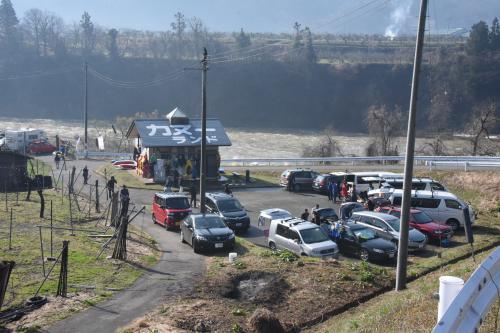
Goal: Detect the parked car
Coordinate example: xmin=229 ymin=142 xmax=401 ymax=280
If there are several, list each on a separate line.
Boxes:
xmin=312 ymin=173 xmax=345 ymax=193
xmin=180 ymin=214 xmax=235 ymax=253
xmin=336 ymin=222 xmax=397 ymax=262
xmin=205 ymin=192 xmax=250 ymax=232
xmin=376 ymin=206 xmax=453 ymax=243
xmin=267 ymin=218 xmax=339 ymax=258
xmin=258 ymin=208 xmax=293 ymax=226
xmin=312 ymin=207 xmax=339 ymax=223
xmin=152 ymin=192 xmax=191 ymax=230
xmin=387 ymin=190 xmax=475 ymax=231
xmin=279 ymin=169 xmax=319 ymax=191
xmin=351 ymin=211 xmax=427 ymax=251
xmin=339 ymin=202 xmax=366 ymax=220
xmin=26 ymin=140 xmax=56 ymax=155
xmin=381 ymin=177 xmax=448 ymax=192
xmin=346 ymin=172 xmax=403 ymax=194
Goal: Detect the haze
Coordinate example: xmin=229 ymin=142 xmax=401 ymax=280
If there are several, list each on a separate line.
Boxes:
xmin=13 ymin=0 xmax=500 ymax=34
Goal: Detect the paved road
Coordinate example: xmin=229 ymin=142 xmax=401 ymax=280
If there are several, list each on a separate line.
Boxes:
xmin=42 ymin=157 xmax=205 ymax=333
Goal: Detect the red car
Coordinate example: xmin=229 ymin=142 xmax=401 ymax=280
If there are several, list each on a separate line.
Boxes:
xmin=26 ymin=140 xmax=57 ymax=155
xmin=152 ymin=192 xmax=191 ymax=230
xmin=376 ymin=206 xmax=453 ymax=242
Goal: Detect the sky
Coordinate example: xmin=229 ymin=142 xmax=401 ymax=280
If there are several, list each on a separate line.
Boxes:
xmin=11 ymin=0 xmax=500 ymax=35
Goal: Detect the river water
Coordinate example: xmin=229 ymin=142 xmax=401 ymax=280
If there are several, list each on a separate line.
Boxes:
xmin=0 ymin=117 xmax=471 ymax=158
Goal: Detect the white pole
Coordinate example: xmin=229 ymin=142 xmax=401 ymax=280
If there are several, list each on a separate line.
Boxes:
xmin=437 ymin=276 xmax=464 ymax=322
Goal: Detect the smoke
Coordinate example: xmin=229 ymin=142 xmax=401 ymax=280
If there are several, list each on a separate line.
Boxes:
xmin=384 ymin=0 xmax=414 ymax=38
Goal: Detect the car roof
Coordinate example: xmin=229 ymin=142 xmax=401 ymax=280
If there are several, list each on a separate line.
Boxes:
xmin=190 ymin=213 xmax=221 ymax=220
xmin=352 ymin=211 xmax=397 ymax=220
xmin=274 ymin=218 xmax=319 ymax=231
xmin=260 ymin=208 xmax=292 ymax=218
xmin=383 ymin=177 xmax=436 ymax=183
xmin=379 ymin=206 xmax=422 ymax=214
xmin=390 ymin=189 xmax=457 ymax=199
xmin=206 ymin=192 xmax=235 ymax=200
xmin=352 ymin=171 xmax=399 ymax=176
xmin=345 ymin=222 xmax=372 ymax=231
xmin=155 ymin=192 xmax=189 ymax=199
xmin=314 ymin=207 xmax=336 ymax=212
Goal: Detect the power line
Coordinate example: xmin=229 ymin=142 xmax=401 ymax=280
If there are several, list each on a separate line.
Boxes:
xmin=0 ymin=67 xmax=79 ymax=81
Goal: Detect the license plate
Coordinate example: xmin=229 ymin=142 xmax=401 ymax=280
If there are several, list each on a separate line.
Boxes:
xmin=419 ymin=243 xmax=424 ymax=248
xmin=236 ymin=223 xmax=242 ymax=227
xmin=215 ymin=243 xmax=223 ymax=248
xmin=389 ymin=253 xmax=395 ymax=258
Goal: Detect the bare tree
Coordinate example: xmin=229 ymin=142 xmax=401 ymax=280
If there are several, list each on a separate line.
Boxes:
xmin=23 ymin=9 xmax=43 ymax=56
xmin=365 ymin=105 xmax=404 ymax=156
xmin=302 ymin=127 xmax=343 ymax=158
xmin=468 ymin=101 xmax=499 ymax=155
xmin=171 ymin=12 xmax=186 ymax=59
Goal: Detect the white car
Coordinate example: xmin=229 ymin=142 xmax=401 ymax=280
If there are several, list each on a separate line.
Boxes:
xmin=267 ymin=218 xmax=338 ymax=258
xmin=388 ymin=190 xmax=475 ymax=231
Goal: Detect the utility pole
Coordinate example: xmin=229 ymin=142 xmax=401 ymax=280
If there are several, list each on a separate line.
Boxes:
xmin=84 ymin=62 xmax=88 ymax=159
xmin=396 ymin=0 xmax=428 ymax=291
xmin=200 ymin=48 xmax=208 ymax=215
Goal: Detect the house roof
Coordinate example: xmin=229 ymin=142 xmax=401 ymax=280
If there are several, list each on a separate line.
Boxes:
xmin=126 ymin=118 xmax=231 ymax=147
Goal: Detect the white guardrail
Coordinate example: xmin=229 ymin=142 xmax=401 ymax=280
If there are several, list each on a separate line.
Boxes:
xmin=432 ymin=246 xmax=500 ymax=333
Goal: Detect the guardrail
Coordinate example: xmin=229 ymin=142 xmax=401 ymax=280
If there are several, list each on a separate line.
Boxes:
xmin=76 ymin=152 xmax=132 ymax=159
xmin=432 ymin=246 xmax=500 ymax=333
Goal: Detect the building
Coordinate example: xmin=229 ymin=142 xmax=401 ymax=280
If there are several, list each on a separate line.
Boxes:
xmin=126 ymin=108 xmax=232 ymax=184
xmin=0 ymin=151 xmax=31 ymax=191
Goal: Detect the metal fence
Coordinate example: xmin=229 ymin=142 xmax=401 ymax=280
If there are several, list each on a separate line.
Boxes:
xmin=432 ymin=247 xmax=500 ymax=333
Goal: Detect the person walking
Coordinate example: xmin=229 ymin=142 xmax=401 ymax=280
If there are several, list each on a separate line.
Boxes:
xmin=164 ymin=174 xmax=173 ymax=192
xmin=300 ymin=208 xmax=310 ymax=221
xmin=107 ymin=176 xmax=117 ymax=198
xmin=190 ymin=182 xmax=197 ymax=208
xmin=327 ymin=180 xmax=333 ymax=201
xmin=332 ymin=181 xmax=339 ymax=204
xmin=82 ymin=166 xmax=89 ymax=185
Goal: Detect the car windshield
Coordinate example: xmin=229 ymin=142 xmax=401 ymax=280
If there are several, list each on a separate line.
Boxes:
xmin=195 ymin=216 xmax=227 ymax=229
xmin=299 ymin=227 xmax=330 ymax=244
xmin=386 ymin=217 xmax=401 ymax=232
xmin=412 ymin=212 xmax=433 ymax=224
xmin=270 ymin=212 xmax=292 ymax=219
xmin=165 ymin=197 xmax=190 ymax=209
xmin=217 ymin=199 xmax=243 ymax=213
xmin=353 ymin=228 xmax=378 ymax=241
xmin=319 ymin=209 xmax=337 ymax=218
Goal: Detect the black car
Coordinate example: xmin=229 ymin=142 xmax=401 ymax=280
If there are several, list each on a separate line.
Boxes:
xmin=180 ymin=214 xmax=235 ymax=253
xmin=205 ymin=193 xmax=250 ymax=232
xmin=313 ymin=207 xmax=339 ymax=223
xmin=312 ymin=173 xmax=344 ymax=193
xmin=335 ymin=222 xmax=396 ymax=262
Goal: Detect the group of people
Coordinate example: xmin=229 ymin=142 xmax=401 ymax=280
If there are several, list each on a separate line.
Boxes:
xmin=326 ymin=179 xmax=359 ymax=204
xmin=106 ymin=175 xmax=130 ymax=217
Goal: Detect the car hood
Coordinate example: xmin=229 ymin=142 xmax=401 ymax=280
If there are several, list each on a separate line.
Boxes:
xmin=409 ymin=228 xmax=426 ymax=242
xmin=222 ymin=211 xmax=247 ymax=218
xmin=303 ymin=240 xmax=338 ymax=251
xmin=415 ymin=222 xmax=450 ymax=232
xmin=196 ymin=227 xmax=233 ymax=237
xmin=362 ymin=238 xmax=396 ymax=251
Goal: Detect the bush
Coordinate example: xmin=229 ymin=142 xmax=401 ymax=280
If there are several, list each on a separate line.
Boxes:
xmin=271 ymin=249 xmax=298 ymax=262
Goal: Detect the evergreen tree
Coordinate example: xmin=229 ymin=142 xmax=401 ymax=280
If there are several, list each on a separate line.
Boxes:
xmin=0 ymin=0 xmax=19 ymax=55
xmin=293 ymin=22 xmax=302 ymax=49
xmin=466 ymin=21 xmax=489 ymax=55
xmin=107 ymin=28 xmax=119 ymax=60
xmin=80 ymin=11 xmax=95 ymax=58
xmin=235 ymin=28 xmax=251 ymax=49
xmin=490 ymin=17 xmax=500 ymax=51
xmin=304 ymin=27 xmax=316 ymax=64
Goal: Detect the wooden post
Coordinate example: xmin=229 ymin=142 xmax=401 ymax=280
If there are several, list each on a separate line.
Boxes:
xmin=9 ymin=208 xmax=13 ymax=250
xmin=95 ymin=180 xmax=100 ymax=213
xmin=38 ymin=226 xmax=46 ymax=277
xmin=50 ymin=201 xmax=53 ymax=257
xmin=56 ymin=241 xmax=69 ymax=297
xmin=110 ymin=192 xmax=118 ymax=227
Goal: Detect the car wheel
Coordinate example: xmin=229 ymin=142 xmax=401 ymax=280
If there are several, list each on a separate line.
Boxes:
xmin=446 ymin=219 xmax=460 ymax=231
xmin=293 ymin=184 xmax=301 ymax=192
xmin=180 ymin=230 xmax=186 ymax=243
xmin=360 ymin=249 xmax=370 ymax=261
xmin=152 ymin=214 xmax=156 ymax=224
xmin=193 ymin=238 xmax=201 ymax=254
xmin=269 ymin=241 xmax=277 ymax=251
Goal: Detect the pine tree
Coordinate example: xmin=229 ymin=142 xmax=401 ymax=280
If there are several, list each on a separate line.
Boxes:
xmin=107 ymin=28 xmax=119 ymax=60
xmin=466 ymin=21 xmax=489 ymax=55
xmin=0 ymin=0 xmax=19 ymax=54
xmin=490 ymin=17 xmax=500 ymax=51
xmin=304 ymin=27 xmax=317 ymax=64
xmin=293 ymin=22 xmax=302 ymax=49
xmin=80 ymin=11 xmax=95 ymax=58
xmin=235 ymin=28 xmax=251 ymax=49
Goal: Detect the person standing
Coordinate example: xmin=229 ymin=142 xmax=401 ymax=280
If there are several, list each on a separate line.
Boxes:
xmin=190 ymin=182 xmax=197 ymax=208
xmin=300 ymin=208 xmax=310 ymax=221
xmin=224 ymin=183 xmax=233 ymax=196
xmin=327 ymin=180 xmax=333 ymax=201
xmin=332 ymin=181 xmax=339 ymax=204
xmin=54 ymin=153 xmax=61 ymax=169
xmin=107 ymin=176 xmax=117 ymax=198
xmin=82 ymin=166 xmax=89 ymax=185
xmin=351 ymin=185 xmax=358 ymax=202
xmin=340 ymin=180 xmax=348 ymax=201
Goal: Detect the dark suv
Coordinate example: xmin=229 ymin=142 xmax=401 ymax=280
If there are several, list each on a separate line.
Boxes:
xmin=280 ymin=169 xmax=318 ymax=191
xmin=205 ymin=193 xmax=250 ymax=232
xmin=312 ymin=173 xmax=344 ymax=193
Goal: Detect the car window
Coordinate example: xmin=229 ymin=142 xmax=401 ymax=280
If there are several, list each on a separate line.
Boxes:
xmin=431 ymin=182 xmax=446 ymax=191
xmin=289 ymin=230 xmax=300 ymax=241
xmin=195 ymin=216 xmax=226 ymax=229
xmin=217 ymin=199 xmax=243 ymax=213
xmin=358 ymin=216 xmax=374 ymax=225
xmin=412 ymin=212 xmax=433 ymax=224
xmin=389 ymin=211 xmax=401 ymax=218
xmin=165 ymin=197 xmax=190 ymax=209
xmin=185 ymin=216 xmax=192 ymax=225
xmin=353 ymin=228 xmax=378 ymax=241
xmin=392 ymin=196 xmax=402 ymax=206
xmin=345 ymin=175 xmax=355 ymax=182
xmin=411 ymin=198 xmax=440 ymax=209
xmin=445 ymin=199 xmax=462 ymax=209
xmin=412 ymin=183 xmax=427 ymax=190
xmin=155 ymin=196 xmax=164 ymax=206
xmin=388 ymin=182 xmax=404 ymax=189
xmin=371 ymin=218 xmax=387 ymax=230
xmin=206 ymin=199 xmax=217 ymax=211
xmin=276 ymin=224 xmax=288 ymax=237
xmin=302 ymin=171 xmax=312 ymax=178
xmin=300 ymin=227 xmax=329 ymax=244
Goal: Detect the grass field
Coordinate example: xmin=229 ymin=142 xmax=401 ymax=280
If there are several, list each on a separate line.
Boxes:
xmin=0 ymin=161 xmax=160 ymax=330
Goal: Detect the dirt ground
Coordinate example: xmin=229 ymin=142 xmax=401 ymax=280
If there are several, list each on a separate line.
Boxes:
xmin=122 ymin=240 xmax=392 ymax=333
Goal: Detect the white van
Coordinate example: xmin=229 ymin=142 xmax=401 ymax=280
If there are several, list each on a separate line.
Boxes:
xmin=346 ymin=172 xmax=403 ymax=194
xmin=267 ymin=218 xmax=338 ymax=258
xmin=387 ymin=190 xmax=475 ymax=231
xmin=381 ymin=177 xmax=448 ymax=192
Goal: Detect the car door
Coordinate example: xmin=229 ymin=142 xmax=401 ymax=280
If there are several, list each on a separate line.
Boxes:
xmin=339 ymin=228 xmax=358 ymax=254
xmin=443 ymin=199 xmax=463 ymax=224
xmin=205 ymin=199 xmax=217 ymax=214
xmin=369 ymin=217 xmax=392 ymax=241
xmin=274 ymin=224 xmax=289 ymax=250
xmin=286 ymin=229 xmax=302 ymax=255
xmin=183 ymin=216 xmax=194 ymax=245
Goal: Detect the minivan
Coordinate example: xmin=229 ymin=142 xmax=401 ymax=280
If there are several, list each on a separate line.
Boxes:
xmin=380 ymin=177 xmax=448 ymax=192
xmin=280 ymin=169 xmax=319 ymax=191
xmin=268 ymin=218 xmax=339 ymax=258
xmin=346 ymin=172 xmax=403 ymax=194
xmin=387 ymin=190 xmax=475 ymax=231
xmin=152 ymin=192 xmax=191 ymax=230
